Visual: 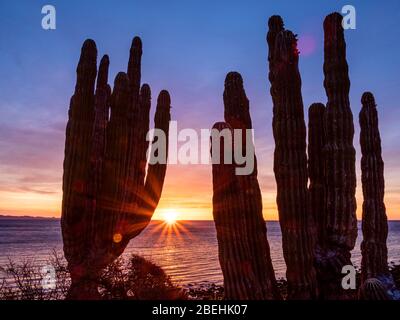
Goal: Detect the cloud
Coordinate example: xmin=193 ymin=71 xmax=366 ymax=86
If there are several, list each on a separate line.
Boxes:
xmin=0 ymin=122 xmax=65 ymax=170
xmin=0 ymin=120 xmax=64 ymax=200
xmin=0 ymin=185 xmax=59 ymax=195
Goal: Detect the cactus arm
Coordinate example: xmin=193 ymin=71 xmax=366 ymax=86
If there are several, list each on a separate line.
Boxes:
xmin=308 ymin=103 xmax=331 ymax=297
xmin=211 ymin=73 xmax=280 ymax=300
xmin=128 ymin=90 xmax=171 ymax=239
xmin=320 ymin=12 xmax=358 ymax=299
xmin=267 ymin=17 xmax=318 ymax=299
xmin=91 ymin=72 xmax=133 ymax=265
xmin=360 ymin=92 xmax=388 ymax=281
xmin=211 ymin=122 xmax=261 ymax=299
xmin=88 ymin=55 xmax=111 ymax=245
xmin=142 ymin=90 xmax=171 ymax=210
xmin=127 ymin=36 xmax=142 ymax=107
xmin=308 ymin=103 xmax=326 ymax=252
xmin=121 ymin=85 xmax=151 ymax=240
xmin=92 ymin=55 xmax=111 ymax=186
xmin=223 ymin=72 xmax=280 ymax=299
xmin=267 ymin=15 xmax=284 ymax=87
xmin=61 ymin=39 xmax=97 ymax=273
xmin=359 ymin=93 xmax=399 ymax=299
xmin=135 ymin=84 xmax=152 ymax=187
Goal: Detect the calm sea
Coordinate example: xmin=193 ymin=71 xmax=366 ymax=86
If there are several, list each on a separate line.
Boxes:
xmin=0 ymin=218 xmax=400 ymax=287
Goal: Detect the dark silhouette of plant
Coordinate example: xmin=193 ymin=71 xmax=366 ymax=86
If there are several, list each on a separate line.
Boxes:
xmin=267 ymin=16 xmax=318 ymax=299
xmin=61 ymin=37 xmax=171 ymax=299
xmin=211 ymin=72 xmax=280 ymax=300
xmin=359 ymin=92 xmax=400 ymax=299
xmin=308 ymin=103 xmax=326 ymax=248
xmin=315 ymin=13 xmax=358 ymax=299
xmin=0 ymin=253 xmax=185 ymax=300
xmin=360 ymin=92 xmax=389 ymax=282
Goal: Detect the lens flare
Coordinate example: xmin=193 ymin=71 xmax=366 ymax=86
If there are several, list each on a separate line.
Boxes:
xmin=146 ymin=209 xmax=196 ymax=245
xmin=163 ymin=209 xmax=178 ymax=225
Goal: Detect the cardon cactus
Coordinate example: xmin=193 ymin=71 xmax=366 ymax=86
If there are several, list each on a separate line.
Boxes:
xmin=267 ymin=16 xmax=318 ymax=299
xmin=308 ymin=103 xmax=326 ymax=246
xmin=62 ymin=37 xmax=171 ymax=299
xmin=359 ymin=92 xmax=392 ymax=285
xmin=317 ymin=12 xmax=357 ymax=299
xmin=211 ymin=72 xmax=280 ymax=300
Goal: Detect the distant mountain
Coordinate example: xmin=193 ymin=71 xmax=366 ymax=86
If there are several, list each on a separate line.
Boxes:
xmin=0 ymin=214 xmax=59 ymax=220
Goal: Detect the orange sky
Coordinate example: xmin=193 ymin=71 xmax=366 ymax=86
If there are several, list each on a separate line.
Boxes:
xmin=1 ymin=159 xmax=400 ymax=221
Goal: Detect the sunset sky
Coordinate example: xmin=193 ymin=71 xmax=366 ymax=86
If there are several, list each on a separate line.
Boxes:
xmin=1 ymin=0 xmax=400 ymax=220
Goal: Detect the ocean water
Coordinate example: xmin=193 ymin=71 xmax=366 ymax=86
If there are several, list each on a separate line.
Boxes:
xmin=0 ymin=218 xmax=399 ymax=287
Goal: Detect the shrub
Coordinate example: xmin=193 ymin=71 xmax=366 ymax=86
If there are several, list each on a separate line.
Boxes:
xmin=0 ymin=252 xmax=186 ymax=300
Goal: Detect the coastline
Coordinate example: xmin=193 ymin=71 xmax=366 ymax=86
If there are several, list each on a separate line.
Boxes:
xmin=1 ymin=252 xmax=400 ymax=300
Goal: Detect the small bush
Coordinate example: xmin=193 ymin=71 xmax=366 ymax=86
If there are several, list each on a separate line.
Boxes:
xmin=99 ymin=255 xmax=186 ymax=300
xmin=0 ymin=250 xmax=69 ymax=300
xmin=0 ymin=252 xmax=186 ymax=300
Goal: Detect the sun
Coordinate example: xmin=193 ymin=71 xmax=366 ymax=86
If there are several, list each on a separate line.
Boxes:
xmin=163 ymin=209 xmax=178 ymax=225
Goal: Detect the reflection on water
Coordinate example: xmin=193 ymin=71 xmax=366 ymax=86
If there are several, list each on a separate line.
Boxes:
xmin=1 ymin=219 xmax=400 ymax=287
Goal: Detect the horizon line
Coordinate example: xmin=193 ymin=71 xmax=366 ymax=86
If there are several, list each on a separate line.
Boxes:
xmin=1 ymin=214 xmax=400 ymax=222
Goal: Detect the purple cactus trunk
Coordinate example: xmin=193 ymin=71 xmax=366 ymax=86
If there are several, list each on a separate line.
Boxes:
xmin=211 ymin=72 xmax=280 ymax=300
xmin=267 ymin=16 xmax=318 ymax=299
xmin=319 ymin=12 xmax=357 ymax=299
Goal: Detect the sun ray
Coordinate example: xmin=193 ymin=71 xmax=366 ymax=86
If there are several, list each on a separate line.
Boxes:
xmin=147 ymin=209 xmax=197 ymax=244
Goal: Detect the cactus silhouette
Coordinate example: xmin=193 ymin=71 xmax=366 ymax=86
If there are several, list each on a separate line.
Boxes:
xmin=211 ymin=72 xmax=280 ymax=300
xmin=267 ymin=16 xmax=318 ymax=299
xmin=317 ymin=13 xmax=358 ymax=299
xmin=359 ymin=92 xmax=400 ymax=299
xmin=308 ymin=103 xmax=332 ymax=295
xmin=360 ymin=92 xmax=389 ymax=282
xmin=60 ymin=12 xmax=395 ymax=301
xmin=212 ymin=12 xmax=394 ymax=301
xmin=61 ymin=37 xmax=171 ymax=299
xmin=308 ymin=103 xmax=326 ymax=247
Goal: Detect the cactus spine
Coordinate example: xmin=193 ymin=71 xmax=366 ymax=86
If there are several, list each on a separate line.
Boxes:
xmin=61 ymin=37 xmax=171 ymax=299
xmin=359 ymin=278 xmax=390 ymax=300
xmin=211 ymin=72 xmax=280 ymax=300
xmin=267 ymin=17 xmax=318 ymax=299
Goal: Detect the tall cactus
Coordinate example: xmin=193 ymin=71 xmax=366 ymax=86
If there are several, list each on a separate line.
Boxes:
xmin=211 ymin=72 xmax=280 ymax=300
xmin=61 ymin=38 xmax=171 ymax=299
xmin=267 ymin=16 xmax=318 ymax=299
xmin=319 ymin=12 xmax=357 ymax=299
xmin=308 ymin=103 xmax=326 ymax=246
xmin=308 ymin=103 xmax=331 ymax=297
xmin=359 ymin=92 xmax=393 ymax=289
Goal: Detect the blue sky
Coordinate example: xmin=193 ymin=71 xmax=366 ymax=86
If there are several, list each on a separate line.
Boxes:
xmin=1 ymin=0 xmax=400 ymax=219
